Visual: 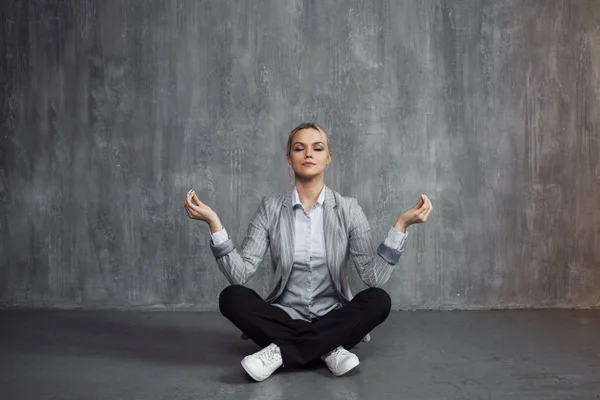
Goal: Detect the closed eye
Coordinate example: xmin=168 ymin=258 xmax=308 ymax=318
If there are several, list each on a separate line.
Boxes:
xmin=294 ymin=148 xmax=323 ymax=151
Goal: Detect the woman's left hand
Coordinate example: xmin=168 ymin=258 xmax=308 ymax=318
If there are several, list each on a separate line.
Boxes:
xmin=394 ymin=194 xmax=433 ymax=231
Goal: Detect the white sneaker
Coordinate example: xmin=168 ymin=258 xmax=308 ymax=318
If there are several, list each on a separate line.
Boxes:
xmin=321 ymin=346 xmax=360 ymax=376
xmin=241 ymin=343 xmax=283 ymax=381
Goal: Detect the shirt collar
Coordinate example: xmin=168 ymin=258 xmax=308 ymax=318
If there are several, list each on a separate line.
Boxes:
xmin=292 ymin=185 xmax=326 ymax=208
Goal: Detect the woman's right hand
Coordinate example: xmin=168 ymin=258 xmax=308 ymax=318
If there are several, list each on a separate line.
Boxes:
xmin=184 ymin=189 xmax=219 ymax=225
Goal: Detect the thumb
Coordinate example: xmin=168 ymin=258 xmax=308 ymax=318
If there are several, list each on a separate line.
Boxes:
xmin=414 ymin=194 xmax=425 ymax=209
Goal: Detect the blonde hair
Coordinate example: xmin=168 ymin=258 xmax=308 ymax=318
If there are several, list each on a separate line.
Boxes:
xmin=286 ymin=122 xmax=332 ymax=157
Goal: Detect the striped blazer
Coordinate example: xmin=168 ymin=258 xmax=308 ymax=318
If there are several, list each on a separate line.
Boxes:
xmin=209 ymin=185 xmax=404 ymax=306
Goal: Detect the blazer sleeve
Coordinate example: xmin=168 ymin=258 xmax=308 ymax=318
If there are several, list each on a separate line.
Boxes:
xmin=208 ymin=197 xmax=270 ymax=285
xmin=347 ymin=199 xmax=405 ymax=287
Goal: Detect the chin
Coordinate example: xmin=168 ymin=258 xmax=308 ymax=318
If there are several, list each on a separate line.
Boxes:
xmin=294 ymin=171 xmax=324 ymax=180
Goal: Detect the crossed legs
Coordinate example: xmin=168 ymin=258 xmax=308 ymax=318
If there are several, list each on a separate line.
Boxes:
xmin=218 ymin=285 xmax=391 ymax=369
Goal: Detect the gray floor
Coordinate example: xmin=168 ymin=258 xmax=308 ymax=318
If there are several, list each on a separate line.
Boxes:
xmin=1 ymin=309 xmax=599 ymax=400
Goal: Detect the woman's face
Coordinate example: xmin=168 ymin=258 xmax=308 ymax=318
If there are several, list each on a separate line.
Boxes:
xmin=287 ymin=128 xmax=332 ymax=180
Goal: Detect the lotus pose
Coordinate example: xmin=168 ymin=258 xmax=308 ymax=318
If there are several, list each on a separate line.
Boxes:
xmin=184 ymin=122 xmax=432 ymax=381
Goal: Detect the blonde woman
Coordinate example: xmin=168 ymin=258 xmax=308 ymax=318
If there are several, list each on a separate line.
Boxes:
xmin=184 ymin=122 xmax=432 ymax=381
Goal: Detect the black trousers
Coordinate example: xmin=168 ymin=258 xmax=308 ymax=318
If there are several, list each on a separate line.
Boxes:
xmin=219 ymin=285 xmax=391 ymax=368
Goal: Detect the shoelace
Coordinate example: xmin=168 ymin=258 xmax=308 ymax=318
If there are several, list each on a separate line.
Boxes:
xmin=328 ymin=347 xmax=347 ymax=359
xmin=258 ymin=346 xmax=280 ymax=366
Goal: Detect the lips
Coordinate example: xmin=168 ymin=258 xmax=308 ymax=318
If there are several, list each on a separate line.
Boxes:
xmin=302 ymin=162 xmax=316 ymax=166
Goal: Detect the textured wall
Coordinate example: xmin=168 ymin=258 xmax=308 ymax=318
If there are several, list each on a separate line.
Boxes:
xmin=1 ymin=0 xmax=599 ymax=310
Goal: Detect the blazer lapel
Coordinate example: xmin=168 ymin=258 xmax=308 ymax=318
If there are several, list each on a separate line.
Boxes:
xmin=279 ymin=188 xmax=295 ymax=280
xmin=323 ymin=186 xmax=342 ymax=294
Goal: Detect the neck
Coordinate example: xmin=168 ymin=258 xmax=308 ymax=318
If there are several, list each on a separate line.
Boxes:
xmin=294 ymin=177 xmax=325 ymax=205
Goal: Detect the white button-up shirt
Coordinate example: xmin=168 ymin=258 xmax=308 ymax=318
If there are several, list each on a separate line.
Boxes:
xmin=272 ymin=185 xmax=339 ymax=320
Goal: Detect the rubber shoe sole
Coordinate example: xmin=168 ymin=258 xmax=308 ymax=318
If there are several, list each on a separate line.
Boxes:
xmin=241 ymin=357 xmax=270 ymax=382
xmin=332 ymin=356 xmax=360 ymax=376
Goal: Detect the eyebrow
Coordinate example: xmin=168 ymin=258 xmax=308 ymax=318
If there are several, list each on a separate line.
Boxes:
xmin=293 ymin=141 xmax=325 ymax=146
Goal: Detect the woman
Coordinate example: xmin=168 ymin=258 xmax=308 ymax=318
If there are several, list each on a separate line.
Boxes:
xmin=184 ymin=122 xmax=432 ymax=381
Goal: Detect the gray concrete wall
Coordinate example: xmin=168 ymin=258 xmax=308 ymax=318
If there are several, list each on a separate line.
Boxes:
xmin=1 ymin=0 xmax=599 ymax=310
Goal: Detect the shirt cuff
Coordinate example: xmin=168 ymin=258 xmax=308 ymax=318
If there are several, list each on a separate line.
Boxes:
xmin=210 ymin=227 xmax=229 ymax=245
xmin=384 ymin=226 xmax=408 ymax=250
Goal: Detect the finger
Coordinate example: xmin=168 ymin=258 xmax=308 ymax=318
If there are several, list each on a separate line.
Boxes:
xmin=415 ymin=197 xmax=425 ymax=209
xmin=422 ymin=198 xmax=431 ymax=211
xmin=422 ymin=203 xmax=431 ymax=216
xmin=422 ymin=196 xmax=432 ymax=210
xmin=418 ymin=199 xmax=429 ymax=214
xmin=183 ymin=202 xmax=193 ymax=218
xmin=418 ymin=205 xmax=431 ymax=220
xmin=185 ymin=197 xmax=201 ymax=216
xmin=192 ymin=192 xmax=203 ymax=206
xmin=186 ymin=200 xmax=202 ymax=214
xmin=186 ymin=190 xmax=195 ymax=205
xmin=183 ymin=198 xmax=194 ymax=213
xmin=424 ymin=204 xmax=433 ymax=219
